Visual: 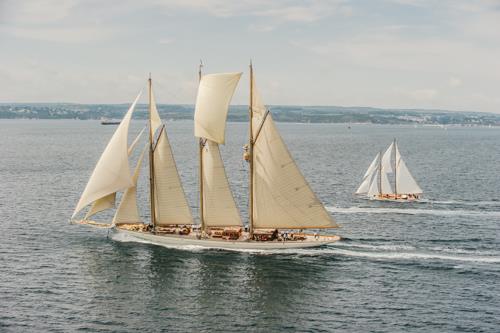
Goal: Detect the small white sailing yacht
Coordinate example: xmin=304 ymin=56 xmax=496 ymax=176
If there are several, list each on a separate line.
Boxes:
xmin=355 ymin=139 xmax=422 ymax=201
xmin=71 ymin=64 xmax=340 ymax=250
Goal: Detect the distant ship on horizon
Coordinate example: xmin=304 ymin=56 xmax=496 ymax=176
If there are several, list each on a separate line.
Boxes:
xmin=100 ymin=117 xmax=121 ymax=125
xmin=356 ymin=139 xmax=423 ymax=201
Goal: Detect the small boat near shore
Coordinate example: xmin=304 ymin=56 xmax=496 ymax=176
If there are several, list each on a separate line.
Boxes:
xmin=71 ymin=64 xmax=340 ymax=251
xmin=355 ymin=139 xmax=422 ymax=201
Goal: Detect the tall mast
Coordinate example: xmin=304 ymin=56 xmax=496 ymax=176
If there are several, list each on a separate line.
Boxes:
xmin=393 ymin=138 xmax=397 ymax=195
xmin=248 ymin=61 xmax=254 ymax=238
xmin=198 ymin=61 xmax=205 ymax=231
xmin=148 ymin=74 xmax=156 ymax=229
xmin=378 ymin=150 xmax=382 ymax=196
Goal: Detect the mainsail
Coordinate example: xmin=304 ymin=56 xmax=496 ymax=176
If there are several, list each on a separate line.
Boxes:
xmin=73 ymin=92 xmax=141 ymax=218
xmin=151 ymin=116 xmax=193 ymax=226
xmin=201 ymin=140 xmax=242 ymax=227
xmin=395 ymin=144 xmax=422 ymax=194
xmin=112 ymin=145 xmax=147 ymax=224
xmin=250 ymin=73 xmax=337 ymax=229
xmin=194 ymin=72 xmax=242 ymax=228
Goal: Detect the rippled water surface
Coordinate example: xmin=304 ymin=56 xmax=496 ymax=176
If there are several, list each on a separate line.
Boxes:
xmin=1 ymin=120 xmax=499 ymax=332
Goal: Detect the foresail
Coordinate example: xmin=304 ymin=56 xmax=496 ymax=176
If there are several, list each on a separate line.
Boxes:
xmin=202 ymin=140 xmax=242 ymax=227
xmin=367 ymin=172 xmax=379 ymax=197
xmin=85 ymin=127 xmax=146 ymax=219
xmin=84 ymin=193 xmax=116 ymax=220
xmin=356 ymin=153 xmax=380 ymax=194
xmin=113 ymin=145 xmax=147 ymax=224
xmin=395 ymin=145 xmax=422 ymax=194
xmin=194 ymin=72 xmax=242 ymax=144
xmin=128 ymin=127 xmax=145 ymax=155
xmin=251 ymin=79 xmax=336 ymax=229
xmin=153 ymin=128 xmax=194 ymax=225
xmin=381 ymin=170 xmax=394 ymax=194
xmin=72 ymin=92 xmax=141 ymax=218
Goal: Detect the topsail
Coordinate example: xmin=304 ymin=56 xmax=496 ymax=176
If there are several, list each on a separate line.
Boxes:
xmin=194 ymin=71 xmax=243 ymax=228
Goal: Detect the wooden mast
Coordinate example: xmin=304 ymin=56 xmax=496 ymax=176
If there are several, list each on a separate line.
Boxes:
xmin=248 ymin=61 xmax=254 ymax=238
xmin=148 ymin=74 xmax=156 ymax=230
xmin=378 ymin=150 xmax=382 ymax=197
xmin=393 ymin=138 xmax=397 ymax=195
xmin=198 ymin=61 xmax=205 ymax=232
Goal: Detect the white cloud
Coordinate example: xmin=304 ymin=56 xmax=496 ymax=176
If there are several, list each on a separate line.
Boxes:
xmin=449 ymin=77 xmax=461 ymax=87
xmin=158 ymin=38 xmax=175 ymax=45
xmin=410 ymin=89 xmax=438 ymax=101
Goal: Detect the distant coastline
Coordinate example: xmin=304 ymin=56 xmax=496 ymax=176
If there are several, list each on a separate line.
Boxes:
xmin=1 ymin=103 xmax=499 ymax=126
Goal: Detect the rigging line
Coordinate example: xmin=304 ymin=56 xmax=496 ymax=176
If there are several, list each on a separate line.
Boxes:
xmin=253 ymin=109 xmax=271 ymax=144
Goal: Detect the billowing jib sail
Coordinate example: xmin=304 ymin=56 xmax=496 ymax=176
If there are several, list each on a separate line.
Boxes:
xmin=251 ymin=76 xmax=337 ymax=229
xmin=84 ymin=128 xmax=146 ymax=220
xmin=194 ymin=73 xmax=242 ymax=144
xmin=113 ymin=145 xmax=147 ymax=224
xmin=395 ymin=145 xmax=422 ymax=194
xmin=202 ymin=140 xmax=242 ymax=227
xmin=73 ymin=92 xmax=141 ymax=218
xmin=153 ymin=127 xmax=194 ymax=225
xmin=356 ymin=153 xmax=380 ymax=194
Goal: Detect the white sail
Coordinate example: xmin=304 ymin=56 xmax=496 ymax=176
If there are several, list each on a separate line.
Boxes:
xmin=149 ymin=84 xmax=163 ymax=137
xmin=194 ymin=72 xmax=242 ymax=144
xmin=367 ymin=172 xmax=379 ymax=197
xmin=356 ymin=153 xmax=380 ymax=194
xmin=381 ymin=170 xmax=394 ymax=194
xmin=84 ymin=193 xmax=116 ymax=220
xmin=381 ymin=142 xmax=394 ymax=174
xmin=72 ymin=92 xmax=141 ymax=218
xmin=153 ymin=127 xmax=194 ymax=225
xmin=251 ymin=77 xmax=337 ymax=229
xmin=395 ymin=145 xmax=422 ymax=194
xmin=113 ymin=145 xmax=147 ymax=224
xmin=128 ymin=127 xmax=145 ymax=155
xmin=202 ymin=140 xmax=242 ymax=227
xmin=85 ymin=127 xmax=146 ymax=219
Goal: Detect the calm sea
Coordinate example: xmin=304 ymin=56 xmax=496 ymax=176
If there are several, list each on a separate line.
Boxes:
xmin=0 ymin=120 xmax=499 ymax=332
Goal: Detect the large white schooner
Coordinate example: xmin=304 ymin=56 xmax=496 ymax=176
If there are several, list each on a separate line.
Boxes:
xmin=355 ymin=139 xmax=423 ymax=201
xmin=71 ymin=64 xmax=340 ymax=250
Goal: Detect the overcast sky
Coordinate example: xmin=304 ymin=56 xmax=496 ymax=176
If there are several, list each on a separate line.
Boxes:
xmin=1 ymin=0 xmax=499 ymax=112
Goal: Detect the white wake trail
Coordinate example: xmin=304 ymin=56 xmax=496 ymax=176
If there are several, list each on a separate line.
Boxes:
xmin=327 ymin=206 xmax=500 ymax=217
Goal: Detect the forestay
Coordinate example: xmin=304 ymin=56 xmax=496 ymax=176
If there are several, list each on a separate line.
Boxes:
xmin=72 ymin=92 xmax=141 ymax=218
xmin=202 ymin=140 xmax=242 ymax=227
xmin=251 ymin=77 xmax=337 ymax=229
